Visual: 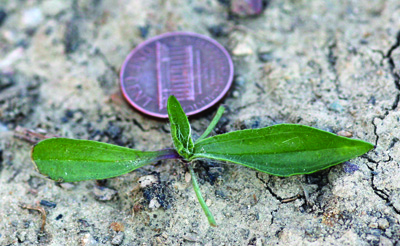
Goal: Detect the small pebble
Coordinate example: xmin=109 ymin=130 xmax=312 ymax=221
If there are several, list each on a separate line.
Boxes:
xmin=231 ymin=0 xmax=264 ymax=17
xmin=208 ymin=24 xmax=228 ymax=37
xmin=232 ymin=43 xmax=253 ymax=56
xmin=78 ymin=219 xmax=90 ymax=227
xmin=182 ymin=235 xmax=198 ymax=242
xmin=185 ymin=172 xmax=191 ymax=183
xmin=59 ymin=182 xmax=75 ymax=190
xmin=105 ymin=124 xmax=122 ymax=139
xmin=379 ymin=236 xmax=393 ymax=246
xmin=93 ymin=186 xmax=118 ymax=201
xmin=41 ymin=0 xmax=67 ymax=16
xmin=22 ymin=8 xmax=43 ymax=29
xmin=329 ymin=101 xmax=344 ymax=113
xmin=138 ymin=25 xmax=150 ymax=38
xmin=40 ymin=200 xmax=57 ymax=208
xmin=258 ymin=52 xmax=274 ymax=62
xmin=0 ymin=123 xmax=8 ymax=132
xmin=16 ymin=231 xmax=27 ymax=243
xmin=111 ymin=231 xmax=124 ymax=245
xmin=0 ymin=47 xmax=24 ymax=69
xmin=206 ymin=199 xmax=212 ymax=206
xmin=80 ymin=233 xmax=98 ymax=246
xmin=0 ymin=9 xmax=7 ymax=26
xmin=377 ymin=218 xmax=389 ymax=229
xmin=343 ymin=162 xmax=359 ymax=174
xmin=64 ymin=20 xmax=80 ymax=53
xmin=337 ymin=130 xmax=353 ymax=137
xmin=110 ymin=222 xmax=125 ymax=232
xmin=138 ymin=175 xmax=159 ymax=188
xmin=149 ymin=198 xmax=161 ymax=210
xmin=369 ymin=222 xmax=378 ymax=228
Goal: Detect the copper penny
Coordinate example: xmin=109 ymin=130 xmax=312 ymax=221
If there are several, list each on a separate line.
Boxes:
xmin=120 ymin=32 xmax=234 ymax=118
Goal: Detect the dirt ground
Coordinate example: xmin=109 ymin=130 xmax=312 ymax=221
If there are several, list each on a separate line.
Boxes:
xmin=1 ymin=0 xmax=400 ymax=245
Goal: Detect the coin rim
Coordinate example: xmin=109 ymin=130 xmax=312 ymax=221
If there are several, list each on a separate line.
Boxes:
xmin=120 ymin=31 xmax=234 ymax=118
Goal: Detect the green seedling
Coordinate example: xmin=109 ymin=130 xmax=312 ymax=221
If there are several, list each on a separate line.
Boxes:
xmin=31 ymin=95 xmax=374 ymax=226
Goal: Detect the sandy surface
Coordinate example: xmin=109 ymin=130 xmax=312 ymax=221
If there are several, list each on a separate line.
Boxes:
xmin=1 ymin=0 xmax=400 ymax=245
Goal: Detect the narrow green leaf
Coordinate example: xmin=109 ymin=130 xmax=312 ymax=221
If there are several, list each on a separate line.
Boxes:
xmin=191 ymin=124 xmax=374 ymax=177
xmin=31 ymin=138 xmax=180 ymax=182
xmin=195 ymin=106 xmax=225 ymax=143
xmin=167 ymin=95 xmax=194 ymax=159
xmin=189 ymin=165 xmax=217 ymax=227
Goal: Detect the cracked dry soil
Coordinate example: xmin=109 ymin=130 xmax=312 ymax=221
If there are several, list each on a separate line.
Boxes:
xmin=1 ymin=0 xmax=400 ymax=245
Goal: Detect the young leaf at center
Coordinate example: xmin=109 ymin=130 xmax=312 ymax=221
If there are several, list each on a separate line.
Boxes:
xmin=167 ymin=95 xmax=194 ymax=159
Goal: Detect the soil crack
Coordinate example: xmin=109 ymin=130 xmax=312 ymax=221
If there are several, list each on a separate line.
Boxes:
xmin=362 ymin=156 xmax=400 ymax=215
xmin=384 ymin=30 xmax=400 ymax=110
xmin=256 ymin=173 xmax=302 ymax=203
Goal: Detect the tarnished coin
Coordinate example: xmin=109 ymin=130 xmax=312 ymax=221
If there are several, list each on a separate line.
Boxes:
xmin=120 ymin=32 xmax=234 ymax=118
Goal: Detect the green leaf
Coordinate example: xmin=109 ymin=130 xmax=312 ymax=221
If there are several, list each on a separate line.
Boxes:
xmin=195 ymin=106 xmax=225 ymax=143
xmin=31 ymin=138 xmax=180 ymax=182
xmin=191 ymin=124 xmax=374 ymax=177
xmin=167 ymin=95 xmax=194 ymax=159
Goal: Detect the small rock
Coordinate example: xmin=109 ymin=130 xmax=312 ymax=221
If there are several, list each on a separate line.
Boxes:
xmin=16 ymin=231 xmax=27 ymax=242
xmin=0 ymin=123 xmax=8 ymax=132
xmin=377 ymin=218 xmax=389 ymax=229
xmin=232 ymin=91 xmax=240 ymax=98
xmin=337 ymin=130 xmax=353 ymax=137
xmin=59 ymin=182 xmax=75 ymax=190
xmin=0 ymin=47 xmax=24 ymax=69
xmin=41 ymin=0 xmax=67 ymax=16
xmin=78 ymin=219 xmax=91 ymax=228
xmin=182 ymin=234 xmax=198 ymax=242
xmin=138 ymin=175 xmax=159 ymax=188
xmin=206 ymin=199 xmax=212 ymax=206
xmin=215 ymin=190 xmax=226 ymax=198
xmin=258 ymin=51 xmax=274 ymax=62
xmin=329 ymin=101 xmax=344 ymax=113
xmin=185 ymin=172 xmax=191 ymax=183
xmin=110 ymin=222 xmax=125 ymax=232
xmin=0 ymin=9 xmax=7 ymax=26
xmin=111 ymin=231 xmax=124 ymax=245
xmin=21 ymin=8 xmax=43 ymax=29
xmin=232 ymin=42 xmax=253 ymax=56
xmin=40 ymin=200 xmax=57 ymax=208
xmin=369 ymin=222 xmax=378 ymax=228
xmin=138 ymin=25 xmax=150 ymax=38
xmin=0 ymin=72 xmax=15 ymax=90
xmin=343 ymin=162 xmax=359 ymax=174
xmin=231 ymin=0 xmax=264 ymax=17
xmin=379 ymin=236 xmax=393 ymax=246
xmin=208 ymin=24 xmax=229 ymax=37
xmin=149 ymin=198 xmax=161 ymax=210
xmin=64 ymin=20 xmax=80 ymax=54
xmin=93 ymin=186 xmax=118 ymax=201
xmin=105 ymin=123 xmax=122 ymax=139
xmin=80 ymin=233 xmax=98 ymax=246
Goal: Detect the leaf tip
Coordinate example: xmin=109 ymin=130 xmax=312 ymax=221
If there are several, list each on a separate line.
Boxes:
xmin=167 ymin=95 xmax=177 ymax=106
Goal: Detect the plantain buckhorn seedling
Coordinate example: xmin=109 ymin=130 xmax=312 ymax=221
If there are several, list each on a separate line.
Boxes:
xmin=31 ymin=95 xmax=374 ymax=226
